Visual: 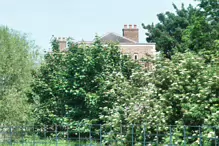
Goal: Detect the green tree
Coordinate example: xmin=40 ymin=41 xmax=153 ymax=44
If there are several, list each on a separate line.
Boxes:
xmin=0 ymin=26 xmax=35 ymax=125
xmin=100 ymin=69 xmax=168 ymax=145
xmin=142 ymin=3 xmax=197 ymax=58
xmin=196 ymin=0 xmax=219 ymax=21
xmin=102 ymin=1 xmax=218 ymax=144
xmin=182 ymin=0 xmax=219 ymax=57
xmin=31 ymin=37 xmax=140 ymax=126
xmin=152 ymin=52 xmax=219 ymax=126
xmin=101 ymin=51 xmax=219 ymax=145
xmin=143 ymin=0 xmax=218 ymax=59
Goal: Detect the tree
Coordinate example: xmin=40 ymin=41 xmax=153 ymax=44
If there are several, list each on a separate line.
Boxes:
xmin=31 ymin=37 xmax=140 ymax=126
xmin=182 ymin=0 xmax=219 ymax=56
xmin=196 ymin=0 xmax=219 ymax=22
xmin=101 ymin=51 xmax=219 ymax=145
xmin=142 ymin=3 xmax=197 ymax=58
xmin=153 ymin=52 xmax=219 ymax=126
xmin=101 ymin=1 xmax=218 ymax=144
xmin=143 ymin=0 xmax=218 ymax=59
xmin=100 ymin=69 xmax=168 ymax=145
xmin=0 ymin=26 xmax=35 ymax=125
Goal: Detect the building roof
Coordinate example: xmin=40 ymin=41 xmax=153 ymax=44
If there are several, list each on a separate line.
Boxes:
xmin=100 ymin=32 xmax=136 ymax=44
xmin=77 ymin=32 xmax=155 ymax=46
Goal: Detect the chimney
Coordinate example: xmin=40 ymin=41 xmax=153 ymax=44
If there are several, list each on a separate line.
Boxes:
xmin=57 ymin=37 xmax=67 ymax=51
xmin=122 ymin=24 xmax=139 ymax=42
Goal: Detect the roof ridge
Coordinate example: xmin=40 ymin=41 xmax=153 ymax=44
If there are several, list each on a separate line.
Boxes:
xmin=91 ymin=32 xmax=112 ymax=42
xmin=110 ymin=32 xmax=137 ymax=43
xmin=86 ymin=32 xmax=138 ymax=44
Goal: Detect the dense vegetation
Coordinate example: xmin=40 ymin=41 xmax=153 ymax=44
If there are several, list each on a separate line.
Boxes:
xmin=0 ymin=0 xmax=218 ymax=145
xmin=143 ymin=0 xmax=218 ymax=59
xmin=0 ymin=26 xmax=36 ymax=125
xmin=31 ymin=38 xmax=140 ymax=126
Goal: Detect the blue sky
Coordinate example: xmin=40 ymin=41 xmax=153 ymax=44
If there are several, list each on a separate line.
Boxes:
xmin=0 ymin=0 xmax=197 ymax=52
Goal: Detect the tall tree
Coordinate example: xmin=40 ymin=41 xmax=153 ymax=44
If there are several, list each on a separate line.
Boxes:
xmin=182 ymin=0 xmax=219 ymax=55
xmin=0 ymin=26 xmax=35 ymax=125
xmin=196 ymin=0 xmax=219 ymax=21
xmin=143 ymin=1 xmax=218 ymax=59
xmin=142 ymin=3 xmax=197 ymax=58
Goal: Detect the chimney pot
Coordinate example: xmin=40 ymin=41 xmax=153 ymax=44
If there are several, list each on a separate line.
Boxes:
xmin=124 ymin=24 xmax=127 ymax=29
xmin=134 ymin=25 xmax=137 ymax=29
xmin=129 ymin=24 xmax=132 ymax=29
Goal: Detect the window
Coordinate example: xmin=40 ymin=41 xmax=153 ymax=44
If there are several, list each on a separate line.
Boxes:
xmin=134 ymin=54 xmax=138 ymax=60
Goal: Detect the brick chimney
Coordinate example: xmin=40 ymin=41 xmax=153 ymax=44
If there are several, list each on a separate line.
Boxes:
xmin=122 ymin=24 xmax=139 ymax=42
xmin=57 ymin=37 xmax=67 ymax=51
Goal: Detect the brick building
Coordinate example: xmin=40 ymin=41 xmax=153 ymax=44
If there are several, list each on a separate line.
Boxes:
xmin=57 ymin=24 xmax=156 ymax=62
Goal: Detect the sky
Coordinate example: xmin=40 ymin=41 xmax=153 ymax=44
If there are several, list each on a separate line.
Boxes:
xmin=0 ymin=0 xmax=198 ymax=52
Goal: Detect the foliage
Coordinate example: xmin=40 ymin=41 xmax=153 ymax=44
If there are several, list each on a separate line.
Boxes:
xmin=153 ymin=52 xmax=219 ymax=126
xmin=1 ymin=1 xmax=215 ymax=145
xmin=1 ymin=140 xmax=99 ymax=146
xmin=99 ymin=68 xmax=167 ymax=143
xmin=183 ymin=0 xmax=219 ymax=56
xmin=0 ymin=26 xmax=35 ymax=125
xmin=30 ymin=2 xmax=218 ymax=144
xmin=31 ymin=37 xmax=140 ymax=126
xmin=143 ymin=0 xmax=219 ymax=59
xmin=182 ymin=0 xmax=219 ymax=54
xmin=142 ymin=3 xmax=197 ymax=58
xmin=101 ymin=51 xmax=219 ymax=145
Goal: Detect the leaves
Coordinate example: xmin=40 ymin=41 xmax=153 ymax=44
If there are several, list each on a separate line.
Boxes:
xmin=0 ymin=26 xmax=35 ymax=125
xmin=142 ymin=3 xmax=197 ymax=58
xmin=143 ymin=0 xmax=219 ymax=59
xmin=32 ymin=37 xmax=139 ymax=125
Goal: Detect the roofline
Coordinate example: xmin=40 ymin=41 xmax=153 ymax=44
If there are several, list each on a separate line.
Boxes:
xmin=110 ymin=32 xmax=137 ymax=43
xmin=92 ymin=32 xmax=137 ymax=43
xmin=77 ymin=41 xmax=156 ymax=46
xmin=119 ymin=43 xmax=156 ymax=46
xmin=97 ymin=32 xmax=111 ymax=41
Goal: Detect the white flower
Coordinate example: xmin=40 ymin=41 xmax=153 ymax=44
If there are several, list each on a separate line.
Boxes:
xmin=207 ymin=132 xmax=214 ymax=138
